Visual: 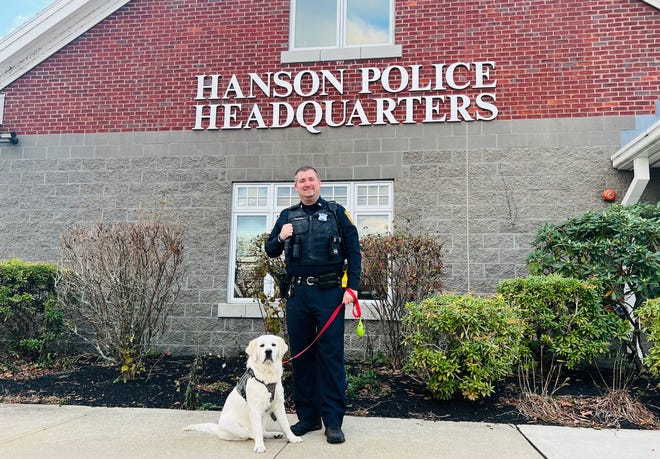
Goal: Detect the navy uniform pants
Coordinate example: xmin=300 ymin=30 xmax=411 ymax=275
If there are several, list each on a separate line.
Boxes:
xmin=286 ymin=282 xmax=346 ymax=428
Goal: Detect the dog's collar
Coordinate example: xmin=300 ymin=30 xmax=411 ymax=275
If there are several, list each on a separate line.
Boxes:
xmin=236 ymin=368 xmax=277 ymax=403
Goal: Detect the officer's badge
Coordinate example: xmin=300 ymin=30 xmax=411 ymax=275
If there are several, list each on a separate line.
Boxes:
xmin=344 ymin=210 xmax=354 ymax=224
xmin=318 ymin=213 xmax=328 ymax=221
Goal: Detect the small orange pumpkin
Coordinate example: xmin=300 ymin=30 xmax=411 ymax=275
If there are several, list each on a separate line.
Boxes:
xmin=602 ymin=189 xmax=616 ymax=201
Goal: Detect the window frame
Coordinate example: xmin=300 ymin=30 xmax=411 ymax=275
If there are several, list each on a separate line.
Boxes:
xmin=282 ymin=0 xmax=401 ymax=64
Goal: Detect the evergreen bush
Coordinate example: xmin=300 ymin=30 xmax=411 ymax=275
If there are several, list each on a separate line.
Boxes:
xmin=403 ymin=293 xmax=524 ymax=400
xmin=639 ymin=298 xmax=660 ymax=382
xmin=526 ymin=203 xmax=660 ymax=368
xmin=497 ymin=275 xmax=628 ymax=370
xmin=0 ymin=258 xmax=66 ymax=363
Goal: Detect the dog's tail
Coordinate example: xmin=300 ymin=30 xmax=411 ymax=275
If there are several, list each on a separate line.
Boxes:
xmin=183 ymin=423 xmax=222 ymax=436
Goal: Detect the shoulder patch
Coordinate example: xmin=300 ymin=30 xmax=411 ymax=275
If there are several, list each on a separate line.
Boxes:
xmin=344 ymin=209 xmax=354 ymax=224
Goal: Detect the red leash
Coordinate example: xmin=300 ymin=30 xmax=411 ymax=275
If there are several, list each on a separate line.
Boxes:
xmin=284 ymin=290 xmax=360 ymax=365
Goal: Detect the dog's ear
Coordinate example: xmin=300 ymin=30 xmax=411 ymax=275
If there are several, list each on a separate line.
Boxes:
xmin=277 ymin=336 xmax=288 ymax=356
xmin=245 ymin=338 xmax=257 ymax=361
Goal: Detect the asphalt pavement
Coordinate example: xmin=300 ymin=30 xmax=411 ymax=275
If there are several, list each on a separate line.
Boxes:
xmin=0 ymin=404 xmax=658 ymax=458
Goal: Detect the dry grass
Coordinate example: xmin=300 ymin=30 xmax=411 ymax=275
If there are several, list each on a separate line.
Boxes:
xmin=0 ymin=391 xmax=69 ymax=405
xmin=509 ymin=389 xmax=660 ymax=430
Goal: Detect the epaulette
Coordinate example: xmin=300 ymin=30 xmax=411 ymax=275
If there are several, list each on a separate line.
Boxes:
xmin=285 ymin=203 xmax=302 ymax=211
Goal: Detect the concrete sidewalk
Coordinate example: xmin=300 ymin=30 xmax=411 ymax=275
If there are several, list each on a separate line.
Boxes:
xmin=0 ymin=404 xmax=658 ymax=458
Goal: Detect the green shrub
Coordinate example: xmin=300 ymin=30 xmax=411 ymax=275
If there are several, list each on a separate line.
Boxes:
xmin=497 ymin=275 xmax=627 ymax=370
xmin=346 ymin=367 xmax=389 ymax=398
xmin=526 ymin=203 xmax=660 ymax=368
xmin=0 ymin=258 xmax=66 ymax=363
xmin=638 ymin=298 xmax=660 ymax=380
xmin=403 ymin=293 xmax=524 ymax=400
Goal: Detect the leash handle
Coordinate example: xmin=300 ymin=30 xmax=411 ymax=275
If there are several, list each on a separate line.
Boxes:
xmin=347 ymin=288 xmax=361 ymax=318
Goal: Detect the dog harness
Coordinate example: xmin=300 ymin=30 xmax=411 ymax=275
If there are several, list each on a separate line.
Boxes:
xmin=236 ymin=368 xmax=277 ymax=403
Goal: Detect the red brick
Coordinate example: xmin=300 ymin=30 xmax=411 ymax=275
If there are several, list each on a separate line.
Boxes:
xmin=1 ymin=0 xmax=658 ymax=134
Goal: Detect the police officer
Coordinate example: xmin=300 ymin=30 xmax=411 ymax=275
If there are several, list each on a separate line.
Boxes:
xmin=265 ymin=165 xmax=361 ymax=444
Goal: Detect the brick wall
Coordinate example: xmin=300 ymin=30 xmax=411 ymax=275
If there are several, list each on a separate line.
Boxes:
xmin=1 ymin=0 xmax=658 ymax=135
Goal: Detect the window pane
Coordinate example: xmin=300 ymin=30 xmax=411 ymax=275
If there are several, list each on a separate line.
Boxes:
xmin=276 ymin=186 xmax=298 ymax=207
xmin=237 ymin=186 xmax=269 ymax=208
xmin=294 ymin=0 xmax=337 ymax=48
xmin=357 ymin=184 xmax=390 ymax=206
xmin=356 ymin=214 xmax=389 ymax=235
xmin=346 ymin=0 xmax=391 ymax=46
xmin=321 ymin=185 xmax=348 ymax=205
xmin=233 ymin=215 xmax=267 ymax=299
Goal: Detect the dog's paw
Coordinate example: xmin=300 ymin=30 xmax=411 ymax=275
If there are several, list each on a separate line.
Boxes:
xmin=253 ymin=444 xmax=267 ymax=453
xmin=287 ymin=434 xmax=303 ymax=444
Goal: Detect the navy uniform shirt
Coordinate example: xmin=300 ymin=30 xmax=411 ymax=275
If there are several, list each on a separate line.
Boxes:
xmin=265 ymin=198 xmax=361 ymax=291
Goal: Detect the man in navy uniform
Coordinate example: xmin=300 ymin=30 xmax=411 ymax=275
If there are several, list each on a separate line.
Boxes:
xmin=265 ymin=165 xmax=361 ymax=444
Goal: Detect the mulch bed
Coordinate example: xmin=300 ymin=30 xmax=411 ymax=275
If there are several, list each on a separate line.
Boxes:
xmin=1 ymin=353 xmax=659 ymax=429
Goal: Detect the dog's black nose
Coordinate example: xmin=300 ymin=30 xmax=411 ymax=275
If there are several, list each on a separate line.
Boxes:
xmin=265 ymin=349 xmax=273 ymax=361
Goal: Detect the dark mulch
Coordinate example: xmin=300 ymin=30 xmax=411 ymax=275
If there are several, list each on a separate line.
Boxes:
xmin=1 ymin=353 xmax=659 ymax=429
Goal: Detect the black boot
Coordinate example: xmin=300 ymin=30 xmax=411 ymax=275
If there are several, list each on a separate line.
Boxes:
xmin=290 ymin=420 xmax=322 ymax=436
xmin=325 ymin=426 xmax=345 ymax=444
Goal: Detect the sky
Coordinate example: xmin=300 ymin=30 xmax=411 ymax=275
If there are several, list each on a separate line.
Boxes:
xmin=0 ymin=0 xmax=57 ymax=39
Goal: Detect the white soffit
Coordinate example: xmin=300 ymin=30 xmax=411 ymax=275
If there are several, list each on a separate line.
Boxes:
xmin=0 ymin=0 xmax=132 ymax=91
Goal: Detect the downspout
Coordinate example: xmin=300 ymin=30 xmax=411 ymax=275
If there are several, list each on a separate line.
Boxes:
xmin=621 ymin=157 xmax=650 ymax=205
xmin=611 ymin=120 xmax=660 ymax=205
xmin=609 ymin=120 xmax=659 ymax=363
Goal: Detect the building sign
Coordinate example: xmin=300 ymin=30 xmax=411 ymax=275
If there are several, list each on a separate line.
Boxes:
xmin=193 ymin=61 xmax=497 ymax=134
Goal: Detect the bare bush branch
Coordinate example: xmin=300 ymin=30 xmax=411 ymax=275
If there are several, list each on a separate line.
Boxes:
xmin=56 ymin=220 xmax=185 ymax=380
xmin=360 ymin=229 xmax=444 ymax=369
xmin=238 ymin=233 xmax=287 ymax=336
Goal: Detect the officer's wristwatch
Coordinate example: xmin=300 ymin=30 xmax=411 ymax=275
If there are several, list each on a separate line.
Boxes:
xmin=277 ymin=235 xmax=285 ymax=244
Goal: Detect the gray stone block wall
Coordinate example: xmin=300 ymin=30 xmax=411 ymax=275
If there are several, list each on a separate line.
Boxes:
xmin=0 ymin=115 xmax=641 ymax=356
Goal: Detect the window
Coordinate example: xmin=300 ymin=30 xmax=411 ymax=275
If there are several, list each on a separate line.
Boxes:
xmin=229 ymin=180 xmax=393 ymax=303
xmin=292 ymin=0 xmax=393 ymax=49
xmin=282 ymin=0 xmax=401 ymax=63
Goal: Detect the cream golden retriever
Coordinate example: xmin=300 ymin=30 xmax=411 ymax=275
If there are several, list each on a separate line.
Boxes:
xmin=184 ymin=335 xmax=302 ymax=453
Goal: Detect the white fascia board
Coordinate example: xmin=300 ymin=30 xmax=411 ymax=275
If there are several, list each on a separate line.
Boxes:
xmin=0 ymin=0 xmax=133 ymax=91
xmin=611 ymin=120 xmax=660 ymax=170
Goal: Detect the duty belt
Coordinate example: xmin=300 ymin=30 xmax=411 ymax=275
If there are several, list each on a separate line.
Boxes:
xmin=291 ymin=273 xmax=340 ymax=286
xmin=292 ymin=275 xmax=323 ymax=286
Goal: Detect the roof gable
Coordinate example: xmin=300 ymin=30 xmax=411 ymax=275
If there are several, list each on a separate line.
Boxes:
xmin=0 ymin=0 xmax=132 ymax=91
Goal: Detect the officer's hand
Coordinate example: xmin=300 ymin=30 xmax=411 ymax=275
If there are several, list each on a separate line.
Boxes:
xmin=279 ymin=223 xmax=293 ymax=241
xmin=343 ymin=288 xmax=356 ymax=306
